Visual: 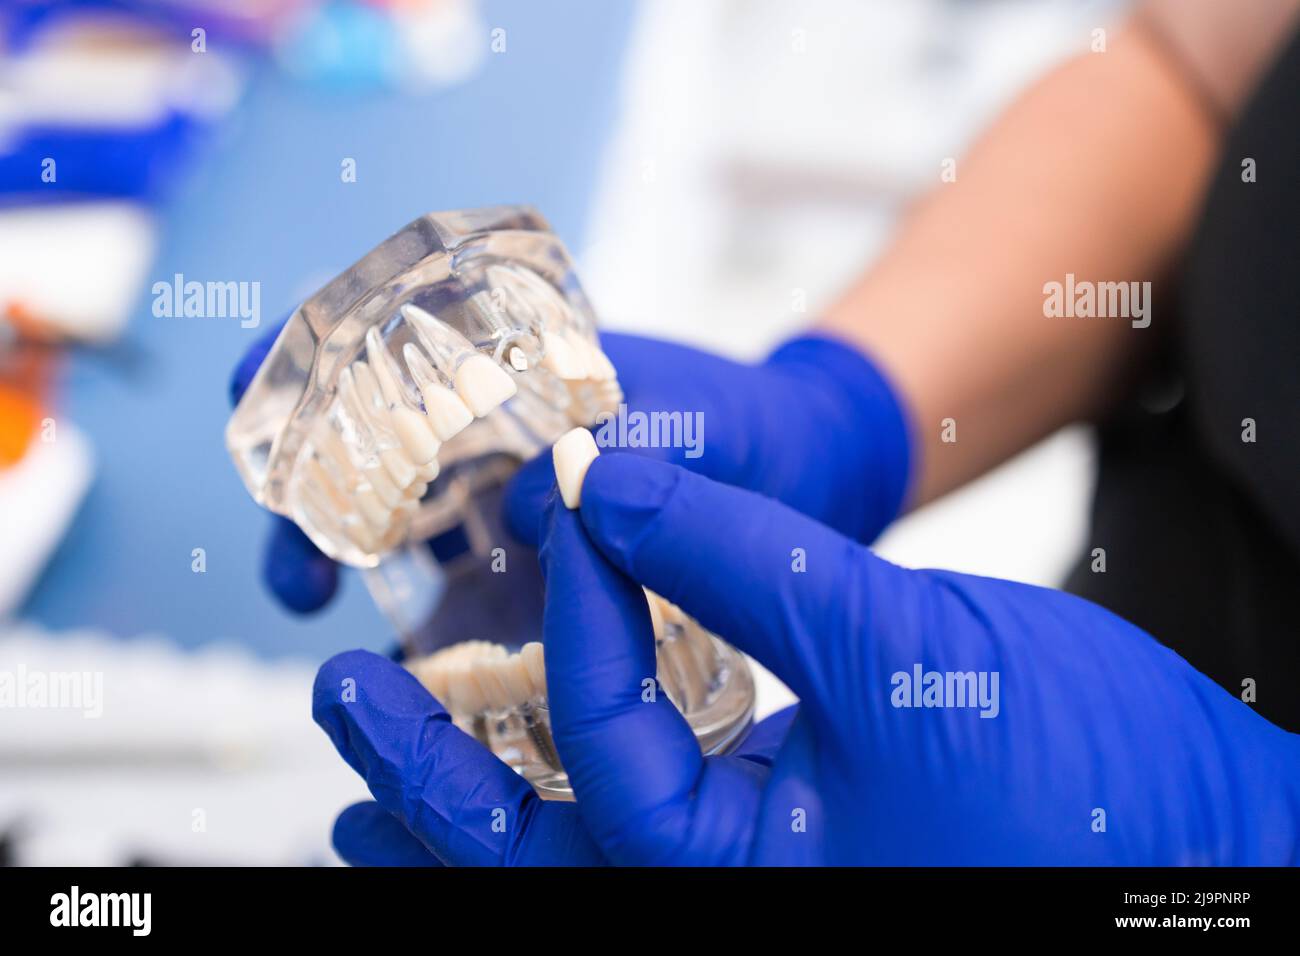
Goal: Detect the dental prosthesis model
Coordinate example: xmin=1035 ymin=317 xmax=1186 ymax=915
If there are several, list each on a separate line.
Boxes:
xmin=226 ymin=207 xmax=754 ymax=797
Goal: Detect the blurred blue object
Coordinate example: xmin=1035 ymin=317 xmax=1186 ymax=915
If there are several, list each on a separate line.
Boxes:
xmin=1 ymin=0 xmax=296 ymax=48
xmin=0 ymin=116 xmax=202 ymax=203
xmin=20 ymin=0 xmax=636 ymax=660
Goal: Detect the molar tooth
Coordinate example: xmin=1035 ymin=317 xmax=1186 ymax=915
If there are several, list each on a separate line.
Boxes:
xmin=403 ymin=343 xmax=474 ymax=440
xmin=541 ymin=330 xmax=588 ymax=380
xmin=521 ymin=642 xmax=546 ymax=695
xmin=470 ymin=659 xmax=514 ymax=712
xmin=454 ymin=353 xmax=517 ymax=417
xmin=409 ymin=658 xmax=450 ymax=703
xmin=498 ymin=654 xmax=535 ymax=704
xmin=446 ymin=668 xmax=487 ymax=715
xmin=353 ymin=487 xmax=392 ymax=531
xmin=553 ymin=427 xmax=599 ymax=509
xmin=316 ymin=429 xmax=399 ymax=505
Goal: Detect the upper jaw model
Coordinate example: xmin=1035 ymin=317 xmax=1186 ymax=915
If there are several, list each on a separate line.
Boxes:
xmin=227 ymin=207 xmax=753 ymax=798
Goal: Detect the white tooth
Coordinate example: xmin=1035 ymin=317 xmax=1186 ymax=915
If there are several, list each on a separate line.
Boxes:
xmin=363 ymin=335 xmax=444 ymax=465
xmin=415 ymin=459 xmax=440 ymax=483
xmin=297 ymin=490 xmax=350 ymax=551
xmin=314 ymin=462 xmax=390 ymax=533
xmin=402 ymin=479 xmax=428 ymax=499
xmin=390 ymin=406 xmax=441 ymax=465
xmin=581 ymin=338 xmax=618 ymax=381
xmin=353 ymin=487 xmax=391 ymax=531
xmin=375 ymin=449 xmax=415 ymax=489
xmin=305 ymin=458 xmax=352 ymax=513
xmin=412 ymin=661 xmax=449 ymax=703
xmin=541 ymin=330 xmax=588 ymax=380
xmin=403 ymin=343 xmax=474 ymax=439
xmin=498 ymin=655 xmax=534 ymax=704
xmin=301 ymin=476 xmax=375 ymax=553
xmin=446 ymin=669 xmax=486 ymax=715
xmin=454 ymin=353 xmax=517 ymax=417
xmin=359 ymin=362 xmax=441 ymax=467
xmin=521 ymin=642 xmax=546 ymax=695
xmin=645 ymin=590 xmax=665 ymax=638
xmin=553 ymin=427 xmax=599 ymax=509
xmin=471 ymin=659 xmax=514 ymax=711
xmin=420 ymin=382 xmax=474 ymax=440
xmin=316 ymin=430 xmax=399 ymax=507
xmin=363 ymin=464 xmax=403 ymax=508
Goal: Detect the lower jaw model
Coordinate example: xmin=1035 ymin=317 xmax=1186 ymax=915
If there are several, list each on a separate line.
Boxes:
xmin=227 ymin=207 xmax=754 ymax=798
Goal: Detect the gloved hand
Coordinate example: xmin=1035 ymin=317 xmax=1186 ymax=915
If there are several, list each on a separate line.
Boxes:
xmin=231 ymin=323 xmax=913 ymax=612
xmin=313 ymin=454 xmax=1300 ymax=865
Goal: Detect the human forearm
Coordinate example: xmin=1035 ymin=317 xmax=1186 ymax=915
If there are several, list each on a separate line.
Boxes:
xmin=820 ymin=23 xmax=1218 ymax=506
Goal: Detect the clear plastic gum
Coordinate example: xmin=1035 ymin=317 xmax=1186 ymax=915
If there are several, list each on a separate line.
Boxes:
xmin=226 ymin=207 xmax=754 ymax=798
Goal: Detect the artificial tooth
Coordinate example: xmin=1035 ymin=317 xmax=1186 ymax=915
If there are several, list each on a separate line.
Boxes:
xmin=378 ymin=448 xmax=418 ymax=490
xmin=497 ymin=655 xmax=535 ymax=704
xmin=415 ymin=459 xmax=440 ymax=483
xmin=403 ymin=343 xmax=474 ymax=440
xmin=390 ymin=406 xmax=441 ymax=465
xmin=352 ymin=487 xmax=391 ymax=531
xmin=454 ymin=353 xmax=517 ymax=417
xmin=553 ymin=427 xmax=599 ymax=509
xmin=447 ymin=668 xmax=488 ymax=715
xmin=580 ymin=338 xmax=618 ymax=382
xmin=362 ymin=461 xmax=404 ymax=508
xmin=646 ymin=590 xmax=666 ymax=638
xmin=470 ymin=659 xmax=514 ymax=712
xmin=541 ymin=330 xmax=588 ymax=380
xmin=521 ymin=642 xmax=546 ymax=694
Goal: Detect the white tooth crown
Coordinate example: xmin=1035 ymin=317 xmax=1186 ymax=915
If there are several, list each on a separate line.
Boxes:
xmin=226 ymin=207 xmax=624 ymax=569
xmin=553 ymin=427 xmax=599 ymax=509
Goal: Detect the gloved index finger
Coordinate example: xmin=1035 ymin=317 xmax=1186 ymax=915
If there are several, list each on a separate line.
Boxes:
xmin=539 ymin=495 xmax=713 ymax=863
xmin=575 ymin=453 xmax=873 ymax=718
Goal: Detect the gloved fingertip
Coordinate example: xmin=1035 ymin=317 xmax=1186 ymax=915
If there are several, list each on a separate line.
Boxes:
xmin=332 ymin=801 xmax=441 ymax=868
xmin=264 ymin=518 xmax=338 ymax=613
xmin=577 ymin=453 xmax=682 ymax=561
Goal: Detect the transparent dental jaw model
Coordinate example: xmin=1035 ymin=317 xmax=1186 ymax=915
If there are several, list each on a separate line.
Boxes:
xmin=226 ymin=207 xmax=754 ymax=798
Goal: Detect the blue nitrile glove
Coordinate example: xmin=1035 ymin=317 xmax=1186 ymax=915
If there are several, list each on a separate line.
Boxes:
xmin=503 ymin=332 xmax=912 ymax=549
xmin=314 ymin=454 xmax=1300 ymax=865
xmin=232 ymin=323 xmax=913 ymax=612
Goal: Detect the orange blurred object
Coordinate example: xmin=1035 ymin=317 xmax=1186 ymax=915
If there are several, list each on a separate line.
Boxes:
xmin=0 ymin=302 xmax=58 ymax=468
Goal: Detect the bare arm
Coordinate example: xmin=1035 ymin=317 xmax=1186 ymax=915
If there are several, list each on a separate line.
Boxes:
xmin=820 ymin=3 xmax=1298 ymax=507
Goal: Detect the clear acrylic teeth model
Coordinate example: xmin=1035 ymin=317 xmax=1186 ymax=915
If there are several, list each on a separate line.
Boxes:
xmin=226 ymin=207 xmax=754 ymax=798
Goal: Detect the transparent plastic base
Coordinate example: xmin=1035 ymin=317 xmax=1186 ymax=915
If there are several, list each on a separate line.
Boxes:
xmin=226 ymin=207 xmax=755 ymax=798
